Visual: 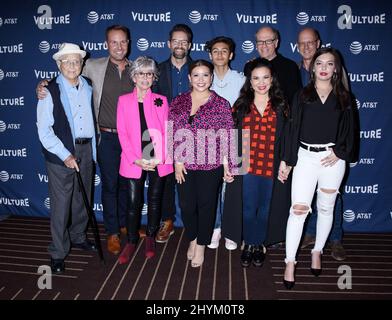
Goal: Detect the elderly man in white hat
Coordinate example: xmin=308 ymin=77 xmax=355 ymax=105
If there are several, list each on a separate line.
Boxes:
xmin=37 ymin=42 xmax=97 ymax=274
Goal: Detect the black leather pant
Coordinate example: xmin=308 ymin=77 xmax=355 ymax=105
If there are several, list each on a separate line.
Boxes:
xmin=125 ymin=170 xmax=166 ymax=244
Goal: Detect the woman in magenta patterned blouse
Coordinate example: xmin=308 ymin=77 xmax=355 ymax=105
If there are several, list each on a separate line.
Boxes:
xmin=168 ymin=59 xmax=235 ymax=268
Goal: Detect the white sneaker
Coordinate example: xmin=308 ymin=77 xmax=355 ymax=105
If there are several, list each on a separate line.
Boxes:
xmin=225 ymin=238 xmax=237 ymax=250
xmin=207 ymin=228 xmax=221 ymax=249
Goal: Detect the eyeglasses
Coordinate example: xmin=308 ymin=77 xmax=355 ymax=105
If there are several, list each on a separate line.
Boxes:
xmin=60 ymin=59 xmax=82 ymax=67
xmin=256 ymin=38 xmax=276 ymax=46
xmin=171 ymin=39 xmax=189 ymax=47
xmin=298 ymin=40 xmax=318 ymax=48
xmin=108 ymin=40 xmax=129 ymax=47
xmin=135 ymin=72 xmax=154 ymax=79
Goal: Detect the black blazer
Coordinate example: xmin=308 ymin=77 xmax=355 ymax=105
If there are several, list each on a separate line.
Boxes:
xmin=153 ymin=57 xmax=193 ymax=103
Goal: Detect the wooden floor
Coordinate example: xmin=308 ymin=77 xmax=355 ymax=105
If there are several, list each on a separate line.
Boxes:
xmin=0 ymin=215 xmax=391 ymax=300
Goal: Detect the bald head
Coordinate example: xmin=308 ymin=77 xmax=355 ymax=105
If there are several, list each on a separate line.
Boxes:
xmin=255 ymin=26 xmax=279 ymax=60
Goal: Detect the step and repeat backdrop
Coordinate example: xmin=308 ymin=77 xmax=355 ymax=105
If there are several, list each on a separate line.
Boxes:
xmin=0 ymin=0 xmax=391 ymax=232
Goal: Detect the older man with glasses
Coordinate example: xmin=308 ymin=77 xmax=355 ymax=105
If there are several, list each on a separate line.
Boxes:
xmin=37 ymin=43 xmax=97 ymax=274
xmin=245 ymin=26 xmax=302 ymax=105
xmin=36 ymin=25 xmax=140 ymax=256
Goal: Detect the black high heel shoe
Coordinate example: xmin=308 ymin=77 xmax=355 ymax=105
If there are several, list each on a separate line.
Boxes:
xmin=310 ymin=251 xmax=322 ymax=277
xmin=283 ymin=261 xmax=296 ymax=290
xmin=310 ymin=268 xmax=322 ymax=277
xmin=283 ymin=279 xmax=295 ymax=290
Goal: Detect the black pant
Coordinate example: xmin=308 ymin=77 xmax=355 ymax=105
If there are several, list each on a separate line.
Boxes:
xmin=177 ymin=167 xmax=223 ymax=245
xmin=161 ymin=171 xmax=176 ymax=221
xmin=125 ymin=170 xmax=166 ymax=244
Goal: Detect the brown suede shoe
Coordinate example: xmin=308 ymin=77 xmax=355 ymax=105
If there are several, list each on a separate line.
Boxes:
xmin=107 ymin=234 xmax=121 ymax=255
xmin=156 ymin=219 xmax=174 ymax=243
xmin=330 ymin=241 xmax=346 ymax=261
xmin=301 ymin=234 xmax=315 ymax=249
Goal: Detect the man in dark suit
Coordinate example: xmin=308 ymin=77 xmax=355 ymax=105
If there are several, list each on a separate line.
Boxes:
xmin=153 ymin=24 xmax=193 ymax=243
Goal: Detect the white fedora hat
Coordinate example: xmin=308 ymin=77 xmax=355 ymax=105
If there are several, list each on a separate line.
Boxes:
xmin=52 ymin=42 xmax=86 ymax=61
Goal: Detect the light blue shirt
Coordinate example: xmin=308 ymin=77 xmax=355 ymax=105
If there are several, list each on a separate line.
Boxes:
xmin=37 ymin=74 xmax=97 ymax=162
xmin=211 ymin=69 xmax=245 ymax=107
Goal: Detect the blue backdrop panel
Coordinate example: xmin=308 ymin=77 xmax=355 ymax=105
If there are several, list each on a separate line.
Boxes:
xmin=0 ymin=0 xmax=391 ymax=232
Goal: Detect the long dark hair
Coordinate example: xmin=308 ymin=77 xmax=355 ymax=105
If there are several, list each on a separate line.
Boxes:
xmin=233 ymin=58 xmax=288 ymax=126
xmin=302 ymin=47 xmax=351 ymax=109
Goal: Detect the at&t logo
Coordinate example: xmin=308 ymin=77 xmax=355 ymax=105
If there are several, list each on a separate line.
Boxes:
xmin=343 ymin=209 xmax=355 ymax=222
xmin=44 ymin=197 xmax=50 ymax=209
xmin=0 ymin=120 xmax=21 ymax=131
xmin=242 ymin=41 xmax=254 ymax=54
xmin=343 ymin=209 xmax=372 ymax=222
xmin=87 ymin=11 xmax=114 ymax=24
xmin=136 ymin=38 xmax=165 ymax=52
xmin=0 ymin=171 xmax=23 ymax=182
xmin=137 ymin=38 xmax=149 ymax=51
xmin=356 ymin=99 xmax=378 ymax=109
xmin=296 ymin=11 xmax=326 ymax=25
xmin=350 ymin=41 xmax=362 ymax=54
xmin=94 ymin=174 xmax=101 ymax=186
xmin=189 ymin=10 xmax=218 ymax=24
xmin=350 ymin=41 xmax=380 ymax=55
xmin=349 ymin=158 xmax=375 ymax=167
xmin=0 ymin=17 xmax=18 ymax=27
xmin=38 ymin=41 xmax=62 ymax=54
xmin=0 ymin=171 xmax=9 ymax=182
xmin=0 ymin=69 xmax=19 ymax=80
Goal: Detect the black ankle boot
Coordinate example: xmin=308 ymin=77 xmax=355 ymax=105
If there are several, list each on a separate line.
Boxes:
xmin=241 ymin=245 xmax=254 ymax=267
xmin=252 ymin=245 xmax=266 ymax=267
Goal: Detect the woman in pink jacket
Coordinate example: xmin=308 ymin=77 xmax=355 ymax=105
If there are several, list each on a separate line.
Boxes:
xmin=117 ymin=56 xmax=173 ymax=263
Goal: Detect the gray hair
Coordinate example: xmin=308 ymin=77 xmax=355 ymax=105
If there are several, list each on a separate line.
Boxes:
xmin=130 ymin=56 xmax=159 ymax=80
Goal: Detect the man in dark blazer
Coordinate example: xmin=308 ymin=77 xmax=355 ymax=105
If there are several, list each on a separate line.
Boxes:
xmin=153 ymin=24 xmax=193 ymax=243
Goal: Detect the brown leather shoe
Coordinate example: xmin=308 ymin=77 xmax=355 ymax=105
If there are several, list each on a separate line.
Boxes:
xmin=139 ymin=229 xmax=146 ymax=238
xmin=301 ymin=234 xmax=315 ymax=249
xmin=330 ymin=241 xmax=346 ymax=261
xmin=107 ymin=234 xmax=121 ymax=255
xmin=156 ymin=219 xmax=174 ymax=243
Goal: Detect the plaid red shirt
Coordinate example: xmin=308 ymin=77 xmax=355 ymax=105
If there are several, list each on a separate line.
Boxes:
xmin=242 ymin=101 xmax=277 ymax=177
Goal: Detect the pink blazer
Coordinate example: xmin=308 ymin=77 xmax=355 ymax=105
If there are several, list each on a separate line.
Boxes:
xmin=117 ymin=88 xmax=173 ymax=179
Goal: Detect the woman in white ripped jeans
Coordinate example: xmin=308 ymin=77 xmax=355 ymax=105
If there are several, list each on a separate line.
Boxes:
xmin=279 ymin=48 xmax=356 ymax=289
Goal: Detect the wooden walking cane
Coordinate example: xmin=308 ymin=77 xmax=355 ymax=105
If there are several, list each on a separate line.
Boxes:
xmin=75 ymin=160 xmax=105 ymax=263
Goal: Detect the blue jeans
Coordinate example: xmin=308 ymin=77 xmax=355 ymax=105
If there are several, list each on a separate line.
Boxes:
xmin=305 ymin=193 xmax=343 ymax=242
xmin=213 ymin=182 xmax=226 ymax=229
xmin=242 ymin=174 xmax=273 ymax=245
xmin=97 ymin=132 xmax=128 ymax=235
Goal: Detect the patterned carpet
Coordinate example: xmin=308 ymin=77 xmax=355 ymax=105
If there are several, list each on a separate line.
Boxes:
xmin=0 ymin=215 xmax=391 ymax=300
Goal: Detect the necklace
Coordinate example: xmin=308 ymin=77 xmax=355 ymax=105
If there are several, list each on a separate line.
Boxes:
xmin=315 ymin=86 xmax=332 ymax=99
